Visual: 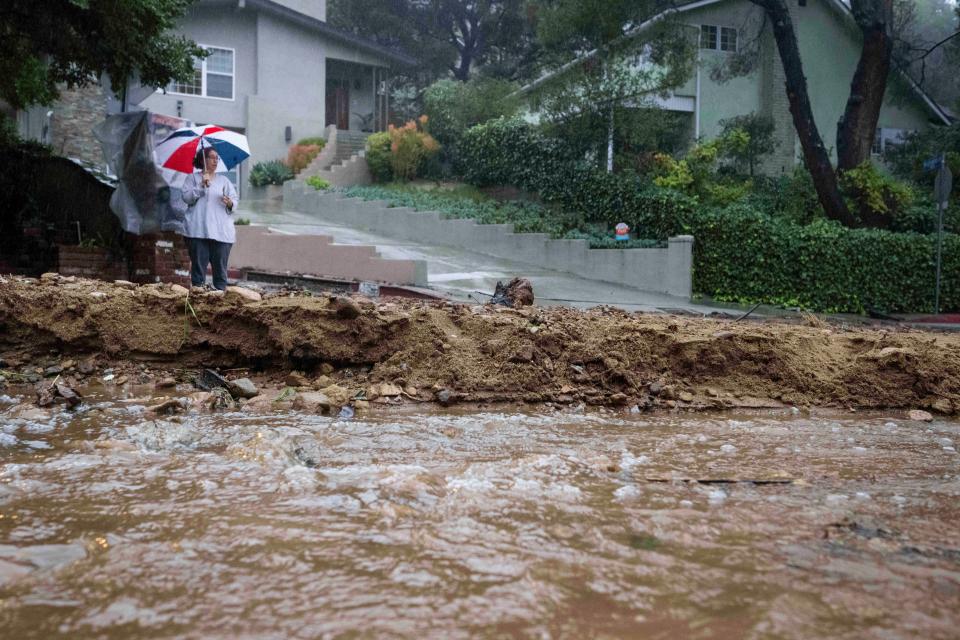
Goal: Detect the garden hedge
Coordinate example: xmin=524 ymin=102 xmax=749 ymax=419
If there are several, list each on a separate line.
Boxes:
xmin=460 ymin=117 xmax=959 ymax=313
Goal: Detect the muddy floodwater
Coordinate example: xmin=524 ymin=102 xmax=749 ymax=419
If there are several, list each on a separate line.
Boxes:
xmin=0 ymin=386 xmax=958 ymax=639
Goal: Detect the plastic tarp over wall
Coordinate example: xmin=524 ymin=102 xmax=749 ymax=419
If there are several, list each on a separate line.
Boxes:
xmin=92 ymin=111 xmax=191 ymax=235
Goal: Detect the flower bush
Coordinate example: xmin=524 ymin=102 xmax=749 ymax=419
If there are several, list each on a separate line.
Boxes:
xmin=286 ymin=144 xmax=323 ymax=174
xmin=387 ymin=116 xmax=440 ymax=181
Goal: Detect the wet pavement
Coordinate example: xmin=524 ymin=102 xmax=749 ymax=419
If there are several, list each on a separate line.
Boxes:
xmin=238 ymin=198 xmax=722 ymax=315
xmin=1 ymin=384 xmax=959 ymax=638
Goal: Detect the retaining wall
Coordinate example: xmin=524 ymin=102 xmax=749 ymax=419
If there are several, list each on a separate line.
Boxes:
xmin=284 ymin=182 xmax=693 ymax=298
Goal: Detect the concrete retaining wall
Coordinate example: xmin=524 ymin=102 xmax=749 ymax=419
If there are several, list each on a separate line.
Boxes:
xmin=283 ymin=182 xmax=694 ymax=298
xmin=230 ymin=225 xmax=427 ymax=286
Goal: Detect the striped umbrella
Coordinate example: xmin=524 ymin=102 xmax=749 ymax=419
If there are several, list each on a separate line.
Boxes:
xmin=154 ymin=124 xmax=250 ymax=174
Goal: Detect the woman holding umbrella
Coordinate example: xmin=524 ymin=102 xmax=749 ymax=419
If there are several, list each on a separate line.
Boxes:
xmin=155 ymin=124 xmax=250 ymax=291
xmin=182 ymin=145 xmax=238 ymax=291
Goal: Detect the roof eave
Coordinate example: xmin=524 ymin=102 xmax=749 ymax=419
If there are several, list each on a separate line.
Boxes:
xmin=244 ymin=0 xmax=417 ymax=67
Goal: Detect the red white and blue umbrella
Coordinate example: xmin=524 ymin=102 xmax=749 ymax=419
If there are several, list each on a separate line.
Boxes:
xmin=154 ymin=124 xmax=250 ymax=174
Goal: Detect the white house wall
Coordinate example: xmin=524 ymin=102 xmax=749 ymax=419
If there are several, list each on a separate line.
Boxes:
xmin=141 ymin=6 xmax=257 ymax=131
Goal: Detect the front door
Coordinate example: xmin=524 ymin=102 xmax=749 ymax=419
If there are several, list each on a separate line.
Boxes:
xmin=325 ymin=81 xmax=349 ymax=130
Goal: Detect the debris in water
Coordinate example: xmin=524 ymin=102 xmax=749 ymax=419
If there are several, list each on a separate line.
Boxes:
xmin=195 ymin=368 xmax=230 ymax=392
xmin=489 ymin=277 xmax=534 ymax=307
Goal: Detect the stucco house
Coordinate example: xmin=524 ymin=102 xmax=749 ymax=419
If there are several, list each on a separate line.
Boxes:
xmin=11 ymin=0 xmax=414 ymax=193
xmin=522 ymin=0 xmax=952 ymax=174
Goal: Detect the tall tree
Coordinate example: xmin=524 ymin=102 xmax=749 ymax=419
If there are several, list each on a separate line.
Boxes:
xmin=329 ymin=0 xmax=537 ymax=82
xmin=749 ymin=0 xmax=856 ymax=226
xmin=836 ymin=0 xmax=896 ymax=171
xmin=750 ymin=0 xmax=959 ymax=226
xmin=0 ymin=0 xmax=203 ymax=109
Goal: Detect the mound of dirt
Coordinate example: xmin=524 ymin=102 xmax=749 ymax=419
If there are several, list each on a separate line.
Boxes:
xmin=1 ymin=276 xmax=959 ymax=413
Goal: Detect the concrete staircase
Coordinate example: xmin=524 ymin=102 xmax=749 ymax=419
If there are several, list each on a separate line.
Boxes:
xmin=325 ymin=130 xmax=368 ymax=169
xmin=300 ymin=126 xmax=372 ymax=187
xmin=229 ymin=225 xmax=427 ymax=286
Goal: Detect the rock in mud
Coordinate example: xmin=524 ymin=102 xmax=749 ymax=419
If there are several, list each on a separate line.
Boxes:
xmin=155 ymin=377 xmax=177 ymax=389
xmin=195 ymin=368 xmax=230 ymax=392
xmin=125 ymin=420 xmax=200 ymax=451
xmin=678 ymin=391 xmax=694 ymax=403
xmin=55 ymin=383 xmax=82 ymax=408
xmin=285 ymin=372 xmax=310 ymax=387
xmin=225 ymin=286 xmax=262 ymax=303
xmin=113 ymin=280 xmax=137 ymax=289
xmin=436 ymin=389 xmax=455 ymax=406
xmin=292 ymin=391 xmax=332 ymax=414
xmin=329 ymin=296 xmax=361 ymax=319
xmin=375 ymin=383 xmax=402 ymax=397
xmin=170 ymin=284 xmax=190 ymax=297
xmin=228 ymin=378 xmax=259 ymax=399
xmin=648 ymin=380 xmax=665 ymax=396
xmin=148 ymin=398 xmax=189 ymax=415
xmin=908 ymin=409 xmax=934 ymax=422
xmin=77 ymin=359 xmax=96 ymax=375
xmin=931 ymin=398 xmax=954 ymax=415
xmin=208 ymin=388 xmax=233 ymax=410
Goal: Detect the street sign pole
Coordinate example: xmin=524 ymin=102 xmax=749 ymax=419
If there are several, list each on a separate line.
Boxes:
xmin=933 ymin=153 xmax=953 ymax=315
xmin=935 ymin=199 xmax=944 ymax=315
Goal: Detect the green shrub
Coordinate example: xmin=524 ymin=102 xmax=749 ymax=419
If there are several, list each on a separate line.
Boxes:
xmin=688 ymin=204 xmax=959 ymax=313
xmin=249 ymin=160 xmax=293 ymax=187
xmin=339 ymin=185 xmax=583 ymax=239
xmin=234 ymin=218 xmax=251 ymax=225
xmin=840 ymin=161 xmax=914 ymax=227
xmin=423 ymin=77 xmax=519 ymax=175
xmin=717 ymin=113 xmax=777 ymax=176
xmin=296 ymin=136 xmax=327 ymax=148
xmin=365 ymin=131 xmax=393 ymax=183
xmin=305 ymin=176 xmax=331 ymax=191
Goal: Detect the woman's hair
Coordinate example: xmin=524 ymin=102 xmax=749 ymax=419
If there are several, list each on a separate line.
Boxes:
xmin=192 ymin=146 xmax=218 ymax=170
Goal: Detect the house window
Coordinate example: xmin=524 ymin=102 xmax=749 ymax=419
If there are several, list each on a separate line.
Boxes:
xmin=168 ymin=46 xmax=234 ymax=100
xmin=720 ymin=27 xmax=738 ymax=52
xmin=873 ymin=127 xmax=912 ymax=155
xmin=172 ymin=59 xmax=202 ymax=96
xmin=700 ymin=25 xmax=718 ymax=50
xmin=700 ymin=25 xmax=737 ymax=52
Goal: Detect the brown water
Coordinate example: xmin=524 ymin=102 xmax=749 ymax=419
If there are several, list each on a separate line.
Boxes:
xmin=0 ymin=386 xmax=958 ymax=639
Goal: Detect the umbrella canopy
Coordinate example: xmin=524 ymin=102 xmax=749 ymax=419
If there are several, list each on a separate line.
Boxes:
xmin=154 ymin=125 xmax=250 ymax=174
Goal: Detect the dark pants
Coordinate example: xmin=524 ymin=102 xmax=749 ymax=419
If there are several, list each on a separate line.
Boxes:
xmin=186 ymin=237 xmax=232 ymax=290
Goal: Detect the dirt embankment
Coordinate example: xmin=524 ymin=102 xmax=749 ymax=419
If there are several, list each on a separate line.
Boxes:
xmin=1 ymin=276 xmax=959 ymax=414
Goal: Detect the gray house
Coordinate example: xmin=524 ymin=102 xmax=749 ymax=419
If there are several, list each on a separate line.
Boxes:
xmin=12 ymin=0 xmax=414 ymax=192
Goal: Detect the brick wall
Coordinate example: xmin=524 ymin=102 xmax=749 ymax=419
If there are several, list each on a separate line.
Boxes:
xmin=55 ymin=232 xmax=191 ymax=286
xmin=57 ymin=246 xmax=126 ymax=280
xmin=759 ymin=23 xmax=799 ymax=175
xmin=129 ymin=232 xmax=192 ymax=286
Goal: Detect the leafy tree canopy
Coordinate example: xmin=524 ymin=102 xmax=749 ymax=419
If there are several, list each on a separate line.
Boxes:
xmin=0 ymin=0 xmax=204 ymax=108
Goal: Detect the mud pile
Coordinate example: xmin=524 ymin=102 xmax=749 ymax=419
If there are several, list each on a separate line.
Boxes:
xmin=1 ymin=275 xmax=959 ymax=413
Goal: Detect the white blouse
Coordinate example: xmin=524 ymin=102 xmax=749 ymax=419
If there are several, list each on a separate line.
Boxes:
xmin=181 ymin=173 xmax=239 ymax=244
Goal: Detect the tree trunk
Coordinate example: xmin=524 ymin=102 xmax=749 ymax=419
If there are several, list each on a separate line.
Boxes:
xmin=750 ymin=0 xmax=857 ymax=227
xmin=836 ymin=0 xmax=893 ymax=171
